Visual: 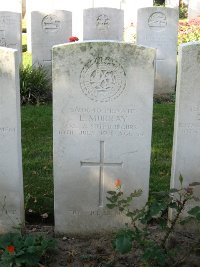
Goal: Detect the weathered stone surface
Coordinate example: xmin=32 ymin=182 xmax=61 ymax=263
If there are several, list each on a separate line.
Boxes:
xmin=0 ymin=47 xmax=24 ymax=233
xmin=188 ymin=0 xmax=200 ymax=21
xmin=170 ymin=41 xmax=200 ymax=219
xmin=53 ymin=41 xmax=155 ymax=234
xmin=137 ymin=7 xmax=178 ymax=95
xmin=0 ymin=11 xmax=22 ymax=63
xmin=31 ymin=10 xmax=72 ymax=72
xmin=83 ymin=8 xmax=124 ymax=41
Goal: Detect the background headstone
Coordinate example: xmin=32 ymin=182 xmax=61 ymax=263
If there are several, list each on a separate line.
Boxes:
xmin=137 ymin=7 xmax=179 ymax=95
xmin=0 ymin=12 xmax=22 ymax=63
xmin=31 ymin=10 xmax=72 ymax=73
xmin=83 ymin=8 xmax=124 ymax=41
xmin=53 ymin=41 xmax=155 ymax=234
xmin=0 ymin=0 xmax=22 ymax=13
xmin=170 ymin=41 xmax=200 ymax=219
xmin=188 ymin=0 xmax=200 ymax=21
xmin=0 ymin=47 xmax=24 ymax=233
xmin=165 ymin=0 xmax=179 ymax=8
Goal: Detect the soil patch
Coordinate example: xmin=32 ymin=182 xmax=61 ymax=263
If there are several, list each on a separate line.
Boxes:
xmin=25 ymin=223 xmax=200 ymax=267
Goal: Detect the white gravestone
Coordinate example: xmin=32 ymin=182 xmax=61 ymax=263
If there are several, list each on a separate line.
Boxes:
xmin=0 ymin=0 xmax=22 ymax=13
xmin=170 ymin=41 xmax=200 ymax=219
xmin=165 ymin=0 xmax=179 ymax=8
xmin=137 ymin=7 xmax=178 ymax=95
xmin=188 ymin=0 xmax=200 ymax=21
xmin=83 ymin=8 xmax=124 ymax=41
xmin=0 ymin=47 xmax=24 ymax=233
xmin=31 ymin=10 xmax=72 ymax=71
xmin=0 ymin=12 xmax=22 ymax=63
xmin=53 ymin=41 xmax=155 ymax=234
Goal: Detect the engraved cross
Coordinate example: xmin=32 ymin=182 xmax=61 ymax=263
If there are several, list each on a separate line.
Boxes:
xmin=81 ymin=141 xmax=123 ymax=207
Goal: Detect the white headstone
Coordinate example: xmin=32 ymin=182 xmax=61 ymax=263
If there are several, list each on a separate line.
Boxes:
xmin=165 ymin=0 xmax=179 ymax=8
xmin=188 ymin=0 xmax=200 ymax=21
xmin=137 ymin=7 xmax=179 ymax=95
xmin=31 ymin=10 xmax=72 ymax=71
xmin=0 ymin=12 xmax=22 ymax=63
xmin=53 ymin=41 xmax=155 ymax=234
xmin=83 ymin=8 xmax=124 ymax=41
xmin=0 ymin=0 xmax=22 ymax=13
xmin=170 ymin=41 xmax=200 ymax=219
xmin=0 ymin=47 xmax=24 ymax=233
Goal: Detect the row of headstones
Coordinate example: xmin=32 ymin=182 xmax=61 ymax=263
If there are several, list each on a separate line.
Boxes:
xmin=0 ymin=7 xmax=179 ymax=95
xmin=0 ymin=39 xmax=200 ymax=234
xmin=166 ymin=0 xmax=200 ymax=21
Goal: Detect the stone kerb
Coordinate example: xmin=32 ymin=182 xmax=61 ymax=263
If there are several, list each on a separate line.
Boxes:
xmin=136 ymin=7 xmax=179 ymax=95
xmin=0 ymin=47 xmax=24 ymax=233
xmin=0 ymin=11 xmax=22 ymax=64
xmin=83 ymin=8 xmax=124 ymax=41
xmin=53 ymin=41 xmax=155 ymax=234
xmin=170 ymin=41 xmax=200 ymax=221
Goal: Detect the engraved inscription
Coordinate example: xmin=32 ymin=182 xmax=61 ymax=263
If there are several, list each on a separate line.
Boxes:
xmin=0 ymin=16 xmax=16 ymax=27
xmin=148 ymin=12 xmax=167 ymax=32
xmin=81 ymin=141 xmax=123 ymax=207
xmin=58 ymin=105 xmax=145 ymax=137
xmin=42 ymin=15 xmax=60 ymax=32
xmin=80 ymin=57 xmax=126 ymax=102
xmin=0 ymin=127 xmax=15 ymax=134
xmin=69 ymin=209 xmax=121 ymax=216
xmin=0 ymin=30 xmax=6 ymax=46
xmin=96 ymin=14 xmax=110 ymax=31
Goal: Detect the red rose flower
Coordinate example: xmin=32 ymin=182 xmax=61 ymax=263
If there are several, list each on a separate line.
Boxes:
xmin=114 ymin=179 xmax=122 ymax=188
xmin=68 ymin=36 xmax=79 ymax=42
xmin=6 ymin=245 xmax=15 ymax=253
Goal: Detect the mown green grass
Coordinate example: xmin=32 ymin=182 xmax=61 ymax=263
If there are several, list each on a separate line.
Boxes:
xmin=21 ymin=105 xmax=53 ymax=218
xmin=21 ymin=103 xmax=175 ymax=218
xmin=150 ymin=104 xmax=175 ymax=194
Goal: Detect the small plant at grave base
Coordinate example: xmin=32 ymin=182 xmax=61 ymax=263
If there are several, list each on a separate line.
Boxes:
xmin=106 ymin=176 xmax=200 ymax=267
xmin=20 ymin=64 xmax=51 ymax=105
xmin=0 ymin=232 xmax=56 ymax=267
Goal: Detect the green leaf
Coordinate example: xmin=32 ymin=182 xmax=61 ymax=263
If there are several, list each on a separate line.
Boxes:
xmin=180 ymin=216 xmax=194 ymax=225
xmin=196 ymin=213 xmax=200 ymax=221
xmin=169 ymin=202 xmax=178 ymax=209
xmin=114 ymin=233 xmax=132 ymax=254
xmin=107 ymin=191 xmax=116 ymax=195
xmin=179 ymin=174 xmax=183 ymax=185
xmin=188 ymin=206 xmax=200 ymax=216
xmin=106 ymin=203 xmax=116 ymax=209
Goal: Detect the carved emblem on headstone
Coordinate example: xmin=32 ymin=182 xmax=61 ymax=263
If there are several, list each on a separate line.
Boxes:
xmin=42 ymin=15 xmax=60 ymax=32
xmin=96 ymin=14 xmax=110 ymax=31
xmin=148 ymin=12 xmax=167 ymax=31
xmin=80 ymin=57 xmax=126 ymax=102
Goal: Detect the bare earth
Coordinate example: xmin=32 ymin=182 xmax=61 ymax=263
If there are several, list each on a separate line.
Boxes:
xmin=25 ymin=224 xmax=200 ymax=267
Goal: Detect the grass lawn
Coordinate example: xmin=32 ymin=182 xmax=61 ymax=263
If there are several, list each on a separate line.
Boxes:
xmin=21 ymin=103 xmax=175 ymax=220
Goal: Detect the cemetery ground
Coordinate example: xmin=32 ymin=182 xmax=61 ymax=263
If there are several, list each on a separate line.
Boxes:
xmin=1 ymin=13 xmax=200 ymax=267
xmin=19 ymin=103 xmax=200 ymax=267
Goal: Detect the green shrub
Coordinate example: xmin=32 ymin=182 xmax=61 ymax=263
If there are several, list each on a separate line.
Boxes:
xmin=0 ymin=232 xmax=56 ymax=267
xmin=20 ymin=65 xmax=51 ymax=105
xmin=107 ymin=177 xmax=200 ymax=267
xmin=179 ymin=3 xmax=188 ymax=19
xmin=154 ymin=0 xmax=165 ymax=6
xmin=178 ymin=18 xmax=200 ymax=45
